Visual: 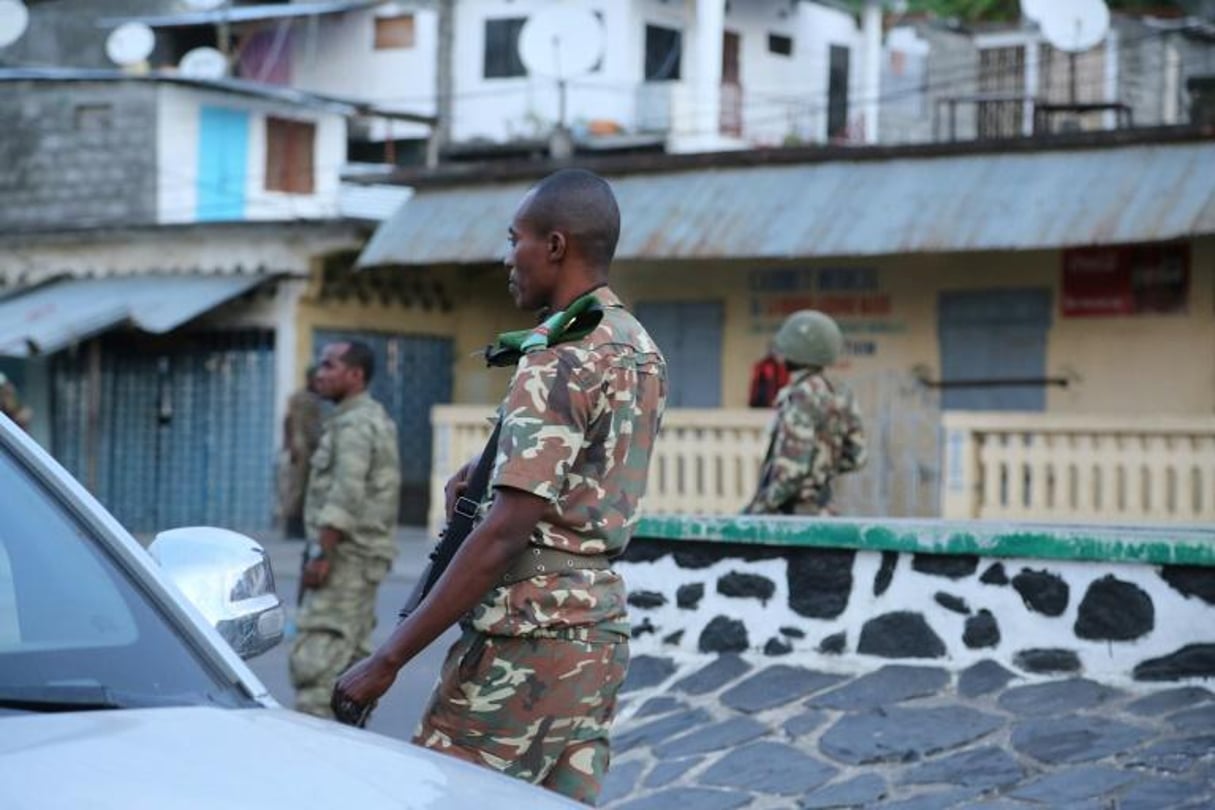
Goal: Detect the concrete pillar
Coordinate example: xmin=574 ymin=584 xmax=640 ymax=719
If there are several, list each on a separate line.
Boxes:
xmin=694 ymin=0 xmax=725 ymax=142
xmin=860 ymin=0 xmax=882 ymax=144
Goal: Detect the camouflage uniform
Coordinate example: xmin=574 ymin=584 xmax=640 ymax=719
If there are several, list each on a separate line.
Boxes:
xmin=290 ymin=392 xmax=401 ymax=718
xmin=744 ymin=370 xmax=866 ymax=515
xmin=278 ymin=386 xmax=323 ymax=538
xmin=415 ymin=287 xmax=667 ymax=805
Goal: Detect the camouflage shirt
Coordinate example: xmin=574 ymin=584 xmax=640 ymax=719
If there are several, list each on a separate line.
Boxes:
xmin=305 ymin=392 xmax=401 ymax=563
xmin=744 ymin=370 xmax=866 ymax=516
xmin=470 ymin=287 xmax=668 ymax=638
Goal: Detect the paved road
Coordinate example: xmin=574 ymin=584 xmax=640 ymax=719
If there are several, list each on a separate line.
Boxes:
xmin=602 ymin=653 xmax=1215 ymax=809
xmin=247 ymin=530 xmax=459 ymax=740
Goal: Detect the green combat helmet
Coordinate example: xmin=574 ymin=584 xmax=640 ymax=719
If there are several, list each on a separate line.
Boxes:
xmin=772 ymin=309 xmax=843 ymax=367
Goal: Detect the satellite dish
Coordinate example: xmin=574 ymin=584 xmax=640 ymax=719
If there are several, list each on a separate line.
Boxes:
xmin=0 ymin=0 xmax=29 ymax=50
xmin=517 ymin=7 xmax=604 ymax=79
xmin=182 ymin=0 xmax=227 ymax=10
xmin=1035 ymin=0 xmax=1109 ymax=53
xmin=106 ymin=22 xmax=155 ymax=66
xmin=1018 ymin=0 xmax=1050 ymax=22
xmin=180 ymin=46 xmax=229 ymax=79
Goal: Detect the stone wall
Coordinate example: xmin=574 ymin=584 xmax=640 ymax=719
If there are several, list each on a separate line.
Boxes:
xmin=617 ymin=526 xmax=1215 ymax=684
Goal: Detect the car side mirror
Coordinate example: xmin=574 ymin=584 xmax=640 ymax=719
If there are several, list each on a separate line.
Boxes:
xmin=149 ymin=527 xmax=285 ymax=660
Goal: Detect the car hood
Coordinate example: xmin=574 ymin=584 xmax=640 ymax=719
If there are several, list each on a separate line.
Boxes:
xmin=0 ymin=707 xmax=579 ymax=809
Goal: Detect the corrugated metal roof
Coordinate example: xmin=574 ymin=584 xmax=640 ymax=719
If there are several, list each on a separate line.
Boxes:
xmin=0 ymin=274 xmax=272 ymax=357
xmin=357 ymin=139 xmax=1215 ymax=267
xmin=100 ymin=1 xmax=385 ymax=29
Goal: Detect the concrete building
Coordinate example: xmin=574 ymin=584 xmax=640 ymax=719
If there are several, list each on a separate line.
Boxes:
xmin=354 ymin=127 xmax=1215 ymax=528
xmin=0 ymin=72 xmax=371 ymax=532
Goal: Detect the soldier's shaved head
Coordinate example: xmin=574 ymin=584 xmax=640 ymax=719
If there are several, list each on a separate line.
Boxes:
xmin=522 ymin=169 xmax=621 ymax=270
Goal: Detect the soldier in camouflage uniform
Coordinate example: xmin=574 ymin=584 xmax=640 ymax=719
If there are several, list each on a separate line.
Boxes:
xmin=278 ymin=366 xmax=323 ymax=539
xmin=290 ymin=340 xmax=401 ymax=718
xmin=333 ymin=169 xmax=667 ymax=805
xmin=744 ymin=310 xmax=866 ymax=515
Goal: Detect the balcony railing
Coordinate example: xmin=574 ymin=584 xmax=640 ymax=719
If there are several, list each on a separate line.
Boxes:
xmin=941 ymin=412 xmax=1215 ymax=524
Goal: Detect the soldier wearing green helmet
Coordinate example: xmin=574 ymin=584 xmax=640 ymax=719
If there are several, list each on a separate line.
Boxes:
xmin=744 ymin=309 xmax=867 ymax=515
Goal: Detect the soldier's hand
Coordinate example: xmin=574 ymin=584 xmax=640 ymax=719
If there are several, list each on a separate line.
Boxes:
xmin=302 ymin=557 xmax=331 ymax=589
xmin=444 ymin=460 xmax=474 ymax=519
xmin=333 ymin=653 xmax=398 ymax=721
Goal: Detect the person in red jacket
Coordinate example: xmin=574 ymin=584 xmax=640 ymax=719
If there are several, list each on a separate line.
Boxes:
xmin=748 ymin=342 xmax=789 ymax=408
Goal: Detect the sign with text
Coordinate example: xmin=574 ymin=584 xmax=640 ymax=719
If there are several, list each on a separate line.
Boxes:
xmin=1061 ymin=243 xmax=1190 ymax=317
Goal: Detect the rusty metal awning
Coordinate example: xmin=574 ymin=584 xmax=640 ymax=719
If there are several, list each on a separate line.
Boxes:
xmin=0 ymin=274 xmax=273 ymax=357
xmin=357 ymin=139 xmax=1215 ymax=267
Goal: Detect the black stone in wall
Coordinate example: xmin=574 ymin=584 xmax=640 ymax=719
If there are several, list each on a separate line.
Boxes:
xmin=857 ymin=612 xmax=946 ymax=659
xmin=717 ymin=572 xmax=776 ymax=603
xmin=964 ymin=610 xmax=1001 ymax=649
xmin=1015 ymin=648 xmax=1081 ymax=674
xmin=1012 ymin=569 xmax=1070 ymax=616
xmin=1134 ymin=644 xmax=1215 ymax=681
xmin=874 ymin=551 xmax=898 ymax=596
xmin=980 ymin=563 xmax=1009 ymax=585
xmin=632 ymin=618 xmax=657 ymax=638
xmin=621 ymin=538 xmax=671 ymax=563
xmin=628 ymin=590 xmax=668 ymax=609
xmin=780 ymin=626 xmax=806 ymax=639
xmin=663 ymin=630 xmax=685 ymax=646
xmin=912 ymin=553 xmax=980 ymax=579
xmin=699 ymin=615 xmax=749 ymax=654
xmin=676 ymin=583 xmax=705 ymax=610
xmin=935 ymin=592 xmax=971 ymax=615
xmin=1074 ymin=576 xmax=1154 ymax=641
xmin=787 ymin=548 xmax=855 ymax=619
xmin=764 ymin=637 xmax=793 ymax=656
xmin=819 ymin=632 xmax=847 ymax=655
xmin=1160 ymin=566 xmax=1215 ymax=606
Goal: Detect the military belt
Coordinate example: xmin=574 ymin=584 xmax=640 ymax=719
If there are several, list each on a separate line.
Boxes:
xmin=501 ymin=545 xmax=611 ymax=585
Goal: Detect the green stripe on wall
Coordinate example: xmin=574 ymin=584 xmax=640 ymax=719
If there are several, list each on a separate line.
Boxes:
xmin=633 ymin=515 xmax=1215 ymax=567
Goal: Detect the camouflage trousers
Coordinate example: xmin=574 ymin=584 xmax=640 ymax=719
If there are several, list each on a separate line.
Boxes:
xmin=289 ymin=552 xmax=390 ymax=718
xmin=414 ymin=628 xmax=629 ymax=806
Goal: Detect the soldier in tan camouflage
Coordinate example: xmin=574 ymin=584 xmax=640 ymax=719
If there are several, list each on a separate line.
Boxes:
xmin=289 ymin=340 xmax=401 ymax=718
xmin=744 ymin=310 xmax=867 ymax=516
xmin=333 ymin=169 xmax=667 ymax=805
xmin=277 ymin=366 xmax=322 ymax=539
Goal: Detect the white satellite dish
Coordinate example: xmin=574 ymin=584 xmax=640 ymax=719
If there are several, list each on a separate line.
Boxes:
xmin=1035 ymin=0 xmax=1110 ymax=53
xmin=0 ymin=0 xmax=29 ymax=50
xmin=180 ymin=46 xmax=229 ymax=79
xmin=1018 ymin=0 xmax=1050 ymax=22
xmin=517 ymin=7 xmax=604 ymax=80
xmin=106 ymin=22 xmax=155 ymax=66
xmin=182 ymin=0 xmax=228 ymax=10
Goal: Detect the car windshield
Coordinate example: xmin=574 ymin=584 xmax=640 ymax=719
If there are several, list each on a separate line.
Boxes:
xmin=0 ymin=444 xmax=254 ymax=714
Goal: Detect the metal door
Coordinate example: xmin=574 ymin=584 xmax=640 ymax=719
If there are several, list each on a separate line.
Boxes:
xmin=51 ymin=332 xmax=276 ymax=533
xmin=313 ymin=330 xmax=454 ymax=525
xmin=937 ymin=289 xmax=1052 ymax=411
xmin=634 ymin=301 xmax=722 ymax=408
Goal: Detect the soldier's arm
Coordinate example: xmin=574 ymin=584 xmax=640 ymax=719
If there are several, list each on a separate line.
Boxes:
xmin=313 ymin=418 xmax=375 ymax=544
xmin=837 ymin=393 xmax=868 ymax=473
xmin=746 ymin=390 xmax=820 ymax=513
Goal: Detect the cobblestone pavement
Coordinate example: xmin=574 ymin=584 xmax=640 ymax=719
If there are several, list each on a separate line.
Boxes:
xmin=602 ymin=654 xmax=1215 ymax=809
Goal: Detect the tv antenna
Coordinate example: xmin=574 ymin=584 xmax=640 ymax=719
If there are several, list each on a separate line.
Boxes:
xmin=0 ymin=0 xmax=29 ymax=50
xmin=1024 ymin=0 xmax=1110 ymax=103
xmin=106 ymin=22 xmax=156 ymax=68
xmin=517 ymin=6 xmax=604 ymax=155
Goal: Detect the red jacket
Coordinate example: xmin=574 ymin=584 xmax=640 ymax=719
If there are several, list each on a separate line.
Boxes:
xmin=748 ymin=354 xmax=789 ymax=408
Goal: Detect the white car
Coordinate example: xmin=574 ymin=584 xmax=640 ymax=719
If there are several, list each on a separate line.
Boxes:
xmin=0 ymin=414 xmax=579 ymax=809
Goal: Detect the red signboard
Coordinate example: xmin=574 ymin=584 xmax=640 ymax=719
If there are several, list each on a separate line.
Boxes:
xmin=1061 ymin=243 xmax=1190 ymax=317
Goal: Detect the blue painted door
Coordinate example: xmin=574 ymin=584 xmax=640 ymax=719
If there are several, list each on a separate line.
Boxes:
xmin=313 ymin=330 xmax=454 ymax=525
xmin=937 ymin=289 xmax=1052 ymax=411
xmin=51 ymin=332 xmax=277 ymax=532
xmin=634 ymin=301 xmax=723 ymax=407
xmin=197 ymin=106 xmax=249 ymax=221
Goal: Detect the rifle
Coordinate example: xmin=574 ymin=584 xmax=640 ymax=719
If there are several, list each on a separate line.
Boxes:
xmin=397 ymin=420 xmax=502 ymax=621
